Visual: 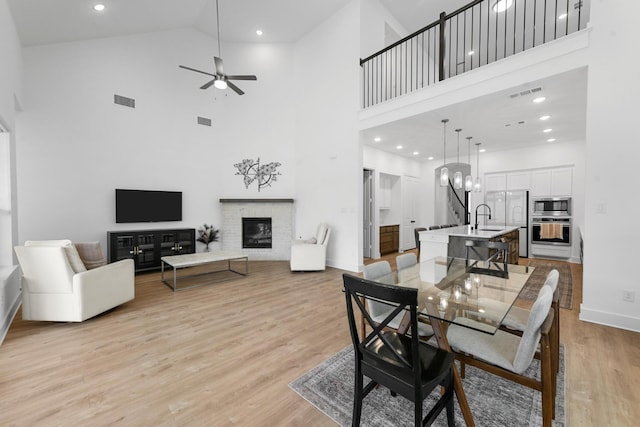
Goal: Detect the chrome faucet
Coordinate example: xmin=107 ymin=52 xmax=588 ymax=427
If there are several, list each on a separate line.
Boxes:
xmin=475 ymin=204 xmax=492 ymax=230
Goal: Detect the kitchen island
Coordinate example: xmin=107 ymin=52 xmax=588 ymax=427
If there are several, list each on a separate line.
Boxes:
xmin=418 ymin=225 xmax=520 ymax=264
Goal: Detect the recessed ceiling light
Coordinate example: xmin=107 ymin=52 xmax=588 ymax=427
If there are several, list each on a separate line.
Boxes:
xmin=492 ymin=0 xmax=513 ymax=13
xmin=543 ymin=128 xmax=553 ymax=133
xmin=533 ymin=96 xmax=546 ymax=103
xmin=480 ymin=148 xmax=486 ymax=153
xmin=396 ymin=145 xmax=403 ymax=150
xmin=468 ymin=50 xmax=475 ymax=56
xmin=374 ymin=137 xmax=381 ymax=142
xmin=93 ymin=4 xmax=105 ymax=12
xmin=428 ymin=156 xmax=434 ymax=160
xmin=539 ymin=115 xmax=551 ymax=121
xmin=413 ymin=151 xmax=419 ymax=156
xmin=558 ymin=13 xmax=568 ymax=20
xmin=256 ymin=30 xmax=263 ymax=36
xmin=547 ymin=138 xmax=557 ymax=142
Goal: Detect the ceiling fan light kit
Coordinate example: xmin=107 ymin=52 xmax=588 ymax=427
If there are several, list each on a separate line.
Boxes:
xmin=178 ymin=0 xmax=256 ymax=96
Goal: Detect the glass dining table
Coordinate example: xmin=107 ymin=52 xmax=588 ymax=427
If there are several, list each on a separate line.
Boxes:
xmin=369 ymin=256 xmax=535 ymax=427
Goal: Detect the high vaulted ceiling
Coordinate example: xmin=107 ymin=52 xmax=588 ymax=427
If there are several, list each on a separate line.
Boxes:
xmin=7 ymin=0 xmax=588 ymax=161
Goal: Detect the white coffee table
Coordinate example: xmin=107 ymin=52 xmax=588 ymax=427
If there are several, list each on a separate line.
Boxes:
xmin=161 ymin=251 xmax=248 ymax=291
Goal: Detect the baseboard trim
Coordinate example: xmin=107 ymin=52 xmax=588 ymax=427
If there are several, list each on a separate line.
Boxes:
xmin=579 ymin=304 xmax=640 ymax=333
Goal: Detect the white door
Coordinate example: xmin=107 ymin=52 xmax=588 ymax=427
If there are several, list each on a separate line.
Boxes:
xmin=402 ymin=176 xmax=421 ymax=250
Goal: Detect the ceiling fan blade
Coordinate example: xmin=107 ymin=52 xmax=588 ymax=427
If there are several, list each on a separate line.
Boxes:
xmin=179 ymin=65 xmax=216 ymax=78
xmin=200 ymin=78 xmax=217 ymax=90
xmin=214 ymin=56 xmax=224 ymax=76
xmin=226 ymin=75 xmax=257 ymax=81
xmin=227 ymin=81 xmax=245 ymax=95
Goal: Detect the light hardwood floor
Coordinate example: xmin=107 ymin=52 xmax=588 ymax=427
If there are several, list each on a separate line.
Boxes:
xmin=1 ymin=255 xmax=638 ymax=426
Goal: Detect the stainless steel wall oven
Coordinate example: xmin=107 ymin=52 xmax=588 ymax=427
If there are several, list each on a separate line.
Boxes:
xmin=531 ymin=216 xmax=571 ymax=246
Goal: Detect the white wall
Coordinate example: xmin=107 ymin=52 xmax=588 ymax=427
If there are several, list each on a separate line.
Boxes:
xmin=293 ymin=0 xmax=361 ymax=271
xmin=16 ymin=29 xmax=296 ymax=253
xmin=581 ymin=1 xmax=640 ymax=331
xmin=363 ymin=145 xmax=423 ymax=256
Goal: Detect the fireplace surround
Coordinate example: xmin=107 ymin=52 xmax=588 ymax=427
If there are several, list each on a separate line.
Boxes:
xmin=220 ymin=199 xmax=294 ymax=261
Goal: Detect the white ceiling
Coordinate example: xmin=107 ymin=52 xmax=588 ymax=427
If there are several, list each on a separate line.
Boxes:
xmin=7 ymin=0 xmax=587 ymax=161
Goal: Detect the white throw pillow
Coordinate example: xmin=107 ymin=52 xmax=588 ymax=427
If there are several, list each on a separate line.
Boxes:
xmin=25 ymin=239 xmax=87 ymax=273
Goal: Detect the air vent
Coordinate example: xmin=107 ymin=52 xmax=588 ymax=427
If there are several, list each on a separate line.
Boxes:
xmin=508 ymin=86 xmax=543 ymax=99
xmin=114 ymin=94 xmax=135 ymax=108
xmin=197 ymin=116 xmax=212 ymax=127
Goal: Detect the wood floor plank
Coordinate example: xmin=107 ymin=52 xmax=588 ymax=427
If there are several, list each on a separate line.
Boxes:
xmin=1 ymin=255 xmax=639 ymax=426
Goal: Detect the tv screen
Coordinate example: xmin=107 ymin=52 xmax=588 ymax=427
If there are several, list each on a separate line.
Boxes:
xmin=116 ymin=189 xmax=182 ymax=223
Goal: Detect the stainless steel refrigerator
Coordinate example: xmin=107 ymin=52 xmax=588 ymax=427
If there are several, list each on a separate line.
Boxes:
xmin=485 ymin=190 xmax=529 ymax=257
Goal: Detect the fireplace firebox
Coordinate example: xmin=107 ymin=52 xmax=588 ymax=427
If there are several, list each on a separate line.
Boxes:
xmin=242 ymin=217 xmax=272 ymax=248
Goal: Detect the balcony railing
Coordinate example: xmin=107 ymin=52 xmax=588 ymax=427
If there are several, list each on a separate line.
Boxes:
xmin=360 ymin=0 xmax=588 ymax=108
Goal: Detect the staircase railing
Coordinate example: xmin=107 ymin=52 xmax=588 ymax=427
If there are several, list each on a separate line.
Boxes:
xmin=447 ymin=179 xmax=469 ymax=225
xmin=360 ymin=0 xmax=588 ymax=108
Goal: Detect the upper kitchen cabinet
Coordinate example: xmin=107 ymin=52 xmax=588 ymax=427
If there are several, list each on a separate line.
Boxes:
xmin=484 ymin=171 xmax=530 ymax=192
xmin=530 ymin=167 xmax=573 ymax=197
xmin=484 ymin=173 xmax=507 ymax=192
xmin=506 ymin=171 xmax=531 ymax=190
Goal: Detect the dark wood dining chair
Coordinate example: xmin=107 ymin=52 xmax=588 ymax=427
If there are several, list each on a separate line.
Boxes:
xmin=343 ymin=273 xmax=455 ymax=427
xmin=396 ymin=252 xmax=417 ymax=271
xmin=413 ymin=227 xmax=426 ymax=259
xmin=447 ymin=286 xmax=556 ymax=427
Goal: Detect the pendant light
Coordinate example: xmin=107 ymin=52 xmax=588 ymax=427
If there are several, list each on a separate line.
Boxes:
xmin=454 ymin=128 xmax=463 ymax=189
xmin=465 ymin=136 xmax=473 ymax=191
xmin=440 ymin=119 xmax=449 ymax=186
xmin=474 ymin=142 xmax=482 ymax=192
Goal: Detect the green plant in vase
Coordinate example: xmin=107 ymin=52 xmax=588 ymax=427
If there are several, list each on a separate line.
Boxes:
xmin=197 ymin=224 xmax=219 ymax=251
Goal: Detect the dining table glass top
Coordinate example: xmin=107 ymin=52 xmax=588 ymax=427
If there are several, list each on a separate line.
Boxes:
xmin=372 ymin=256 xmax=535 ymax=334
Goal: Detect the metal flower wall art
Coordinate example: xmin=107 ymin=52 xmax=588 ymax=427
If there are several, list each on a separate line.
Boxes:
xmin=234 ymin=158 xmax=282 ymax=192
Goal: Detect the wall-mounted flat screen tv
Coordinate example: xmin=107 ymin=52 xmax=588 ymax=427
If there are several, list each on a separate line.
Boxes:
xmin=116 ymin=189 xmax=182 ymax=223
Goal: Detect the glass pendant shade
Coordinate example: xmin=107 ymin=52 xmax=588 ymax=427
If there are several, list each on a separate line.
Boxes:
xmin=454 ymin=171 xmax=463 ymax=189
xmin=440 ymin=119 xmax=449 ymax=187
xmin=440 ymin=167 xmax=449 ymax=186
xmin=465 ymin=174 xmax=473 ymax=191
xmin=474 ymin=142 xmax=482 ymax=192
xmin=465 ymin=136 xmax=473 ymax=191
xmin=453 ymin=128 xmax=462 ymax=189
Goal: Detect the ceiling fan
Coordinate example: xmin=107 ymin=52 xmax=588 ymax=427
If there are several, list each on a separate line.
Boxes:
xmin=179 ymin=0 xmax=257 ymax=95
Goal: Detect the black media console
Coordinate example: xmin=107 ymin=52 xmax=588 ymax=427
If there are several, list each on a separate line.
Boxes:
xmin=107 ymin=228 xmax=195 ymax=272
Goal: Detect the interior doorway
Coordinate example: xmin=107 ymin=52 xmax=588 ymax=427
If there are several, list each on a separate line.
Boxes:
xmin=363 ymin=169 xmax=375 ymax=259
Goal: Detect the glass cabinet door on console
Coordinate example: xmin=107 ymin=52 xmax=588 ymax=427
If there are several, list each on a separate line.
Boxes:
xmin=159 ymin=230 xmax=193 ymax=257
xmin=113 ymin=233 xmax=156 ymax=270
xmin=108 ymin=228 xmax=195 ymax=272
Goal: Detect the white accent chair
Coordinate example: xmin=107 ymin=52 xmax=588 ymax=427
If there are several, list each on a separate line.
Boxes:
xmin=290 ymin=223 xmax=331 ymax=271
xmin=14 ymin=240 xmax=135 ymax=322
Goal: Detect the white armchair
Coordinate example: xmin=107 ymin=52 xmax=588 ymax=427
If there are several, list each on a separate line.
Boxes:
xmin=14 ymin=240 xmax=134 ymax=322
xmin=290 ymin=223 xmax=331 ymax=271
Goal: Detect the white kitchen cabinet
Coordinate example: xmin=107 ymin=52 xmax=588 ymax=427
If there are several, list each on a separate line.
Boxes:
xmin=484 ymin=173 xmax=507 ymax=192
xmin=506 ymin=171 xmax=531 ymax=190
xmin=530 ymin=167 xmax=572 ymax=197
xmin=551 ymin=168 xmax=572 ymax=196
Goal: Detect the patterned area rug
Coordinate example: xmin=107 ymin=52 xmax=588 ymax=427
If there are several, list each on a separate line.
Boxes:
xmin=519 ymin=260 xmax=573 ymax=309
xmin=291 ymin=346 xmax=565 ymax=427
